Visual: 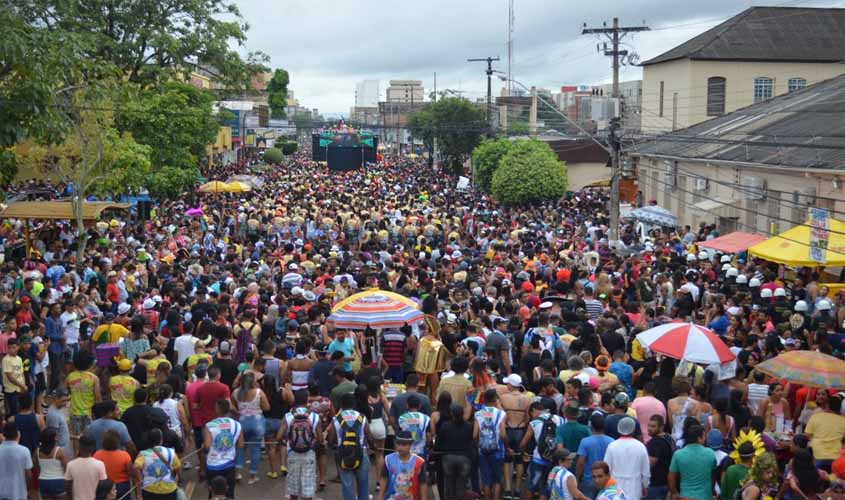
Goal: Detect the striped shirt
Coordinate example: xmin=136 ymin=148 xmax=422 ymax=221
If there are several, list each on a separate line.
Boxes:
xmin=584 ymin=299 xmax=604 ymax=320
xmin=381 ymin=331 xmax=406 ymax=367
xmin=747 ymin=383 xmax=769 ymax=414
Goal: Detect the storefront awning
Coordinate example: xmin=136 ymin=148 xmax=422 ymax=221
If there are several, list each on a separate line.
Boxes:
xmin=0 ymin=201 xmax=131 ymax=220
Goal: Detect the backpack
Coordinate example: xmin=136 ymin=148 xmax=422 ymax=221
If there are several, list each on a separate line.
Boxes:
xmin=288 ymin=412 xmax=316 ymax=453
xmin=536 ymin=415 xmax=558 ymax=462
xmin=337 ymin=414 xmax=364 ymax=470
xmin=478 ymin=412 xmax=500 ymax=453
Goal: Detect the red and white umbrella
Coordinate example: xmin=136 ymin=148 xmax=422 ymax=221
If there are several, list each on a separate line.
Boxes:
xmin=636 ymin=322 xmax=735 ymax=365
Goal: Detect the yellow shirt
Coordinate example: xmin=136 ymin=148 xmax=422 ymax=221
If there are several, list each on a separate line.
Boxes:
xmin=187 ymin=353 xmax=212 ymax=373
xmin=93 ymin=323 xmax=129 ymax=344
xmin=1 ymin=355 xmax=23 ymax=393
xmin=109 ymin=374 xmax=140 ymax=416
xmin=67 ymin=370 xmax=97 ymax=417
xmin=145 ymin=358 xmax=168 ymax=379
xmin=806 ymin=411 xmax=845 ymax=460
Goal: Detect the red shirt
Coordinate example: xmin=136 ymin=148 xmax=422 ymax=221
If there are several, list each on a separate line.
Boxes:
xmin=106 ymin=283 xmax=120 ymax=304
xmin=195 ymin=380 xmax=231 ymax=426
xmin=16 ymin=309 xmax=32 ymax=326
xmin=185 ymin=380 xmax=206 ymax=428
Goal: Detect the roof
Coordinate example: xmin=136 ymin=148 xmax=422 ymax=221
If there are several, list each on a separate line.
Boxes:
xmin=642 ymin=7 xmax=845 ymax=66
xmin=629 ymin=74 xmax=845 ymax=170
xmin=541 ymin=138 xmax=610 ymax=164
xmin=0 ymin=201 xmax=131 ymax=220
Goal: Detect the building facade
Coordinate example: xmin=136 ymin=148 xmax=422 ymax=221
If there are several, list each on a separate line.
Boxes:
xmin=641 ymin=7 xmax=845 ymax=132
xmin=355 ymin=80 xmax=380 ymax=108
xmin=386 ymin=80 xmax=425 ymax=103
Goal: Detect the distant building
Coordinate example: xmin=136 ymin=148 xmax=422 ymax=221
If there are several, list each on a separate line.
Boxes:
xmin=355 ymin=80 xmax=380 ymax=108
xmin=592 ymin=80 xmax=642 ymax=131
xmin=641 ymin=7 xmax=845 ymax=132
xmin=386 ymin=80 xmax=425 ymax=103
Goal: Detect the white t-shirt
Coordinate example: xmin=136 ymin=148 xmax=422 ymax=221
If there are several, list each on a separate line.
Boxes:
xmin=174 ymin=335 xmax=199 ymax=366
xmin=60 ymin=311 xmax=81 ymax=344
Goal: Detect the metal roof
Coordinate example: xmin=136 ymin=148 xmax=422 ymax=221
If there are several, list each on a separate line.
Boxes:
xmin=628 ymin=75 xmax=845 ymax=170
xmin=642 ymin=7 xmax=845 ymax=66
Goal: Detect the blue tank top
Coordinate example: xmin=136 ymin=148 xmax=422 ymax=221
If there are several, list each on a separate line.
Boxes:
xmin=16 ymin=413 xmax=40 ymax=452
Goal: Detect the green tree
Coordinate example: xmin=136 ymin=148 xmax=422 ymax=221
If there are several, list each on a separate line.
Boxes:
xmin=408 ymin=110 xmax=435 ymax=166
xmin=267 ymin=69 xmax=290 ymax=119
xmin=263 ymin=148 xmax=283 ymax=164
xmin=430 ymin=97 xmax=485 ymax=173
xmin=14 ymin=90 xmax=151 ymax=261
xmin=13 ymin=0 xmax=269 ymax=91
xmin=281 ymin=142 xmax=298 ymax=155
xmin=116 ymin=82 xmax=219 ymax=172
xmin=508 ymin=121 xmax=530 ymax=136
xmin=148 ymin=165 xmax=200 ymax=199
xmin=491 ymin=140 xmax=567 ymax=206
xmin=471 ymin=138 xmax=513 ymax=193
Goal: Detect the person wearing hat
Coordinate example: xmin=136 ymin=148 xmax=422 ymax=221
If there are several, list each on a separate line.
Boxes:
xmin=559 ymin=401 xmax=591 ymax=453
xmin=498 ymin=373 xmax=532 ymax=498
xmin=720 ymin=441 xmax=756 ymax=500
xmin=109 ymin=358 xmax=140 ymax=416
xmin=547 ymin=448 xmax=589 ymax=500
xmin=92 ymin=313 xmax=129 ymax=345
xmin=376 ymin=430 xmax=428 ymax=500
xmin=604 ymin=392 xmax=641 ymax=440
xmin=604 ymin=416 xmax=650 ymax=500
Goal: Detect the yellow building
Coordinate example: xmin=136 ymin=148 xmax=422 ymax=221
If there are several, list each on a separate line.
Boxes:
xmin=641 ymin=7 xmax=845 ymax=132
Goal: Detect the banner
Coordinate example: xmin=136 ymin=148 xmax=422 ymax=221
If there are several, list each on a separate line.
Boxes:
xmin=456 ymin=176 xmax=470 ymax=190
xmin=810 ymin=207 xmax=829 ymax=263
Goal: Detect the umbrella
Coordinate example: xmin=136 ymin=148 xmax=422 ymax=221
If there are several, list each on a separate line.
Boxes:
xmin=754 ymin=351 xmax=845 ymax=390
xmin=637 ymin=322 xmax=735 ymax=364
xmin=197 ymin=181 xmax=230 ymax=193
xmin=226 ymin=181 xmax=252 ymax=193
xmin=329 ymin=289 xmax=424 ymax=329
xmin=629 ymin=205 xmax=680 ymax=228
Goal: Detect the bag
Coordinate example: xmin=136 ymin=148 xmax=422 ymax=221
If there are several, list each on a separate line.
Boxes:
xmin=288 ymin=413 xmax=316 ymax=453
xmin=478 ymin=413 xmax=500 ymax=453
xmin=537 ymin=416 xmax=558 ymax=462
xmin=337 ymin=414 xmax=364 ymax=470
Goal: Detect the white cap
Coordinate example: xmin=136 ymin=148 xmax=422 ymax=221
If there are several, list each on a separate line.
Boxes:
xmin=302 ymin=291 xmax=317 ymax=302
xmin=736 ymin=275 xmax=748 ymax=284
xmin=721 ymin=263 xmax=732 ymax=271
xmin=726 ymin=267 xmax=738 ymax=278
xmin=818 ymin=299 xmax=832 ymax=311
xmin=503 ymin=374 xmax=523 ymax=387
xmin=143 ymin=298 xmax=156 ymax=310
xmin=698 ymin=251 xmax=709 ymax=260
xmin=687 ymin=253 xmax=697 ymax=262
xmin=795 ymin=300 xmax=808 ymax=312
xmin=749 ymin=278 xmax=761 ymax=288
xmin=117 ymin=303 xmax=131 ymax=315
xmin=720 ymin=255 xmax=731 ymax=263
xmin=288 ymin=263 xmax=299 ymax=270
xmin=774 ymin=288 xmax=786 ymax=297
xmin=727 ymin=306 xmax=741 ymax=316
xmin=760 ymin=289 xmax=773 ymax=298
xmin=539 ymin=302 xmax=553 ymax=310
xmin=451 ymin=250 xmax=462 ymax=259
xmin=290 ymin=286 xmax=304 ymax=296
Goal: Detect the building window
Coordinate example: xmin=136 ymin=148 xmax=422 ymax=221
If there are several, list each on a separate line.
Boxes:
xmin=788 ymin=78 xmax=807 ymax=92
xmin=707 ymin=77 xmax=726 ymax=116
xmin=753 ymin=77 xmax=773 ymax=103
xmin=659 ymin=81 xmax=664 ymax=117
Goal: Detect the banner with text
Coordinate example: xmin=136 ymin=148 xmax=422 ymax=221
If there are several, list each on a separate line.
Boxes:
xmin=810 ymin=208 xmax=829 ymax=263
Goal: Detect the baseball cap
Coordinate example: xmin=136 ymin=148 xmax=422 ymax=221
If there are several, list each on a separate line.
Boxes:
xmin=617 ymin=416 xmax=636 ymax=436
xmin=219 ymin=341 xmax=232 ymax=354
xmin=103 ymin=312 xmax=116 ymax=321
xmin=706 ymin=429 xmax=723 ymax=449
xmin=118 ymin=359 xmax=132 ymax=371
xmin=613 ymin=392 xmax=630 ymax=408
xmin=503 ymin=374 xmax=523 ymax=387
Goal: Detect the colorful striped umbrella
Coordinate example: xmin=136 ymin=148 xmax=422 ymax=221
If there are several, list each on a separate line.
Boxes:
xmin=329 ymin=289 xmax=424 ymax=330
xmin=755 ymin=351 xmax=845 ymax=390
xmin=636 ymin=322 xmax=735 ymax=365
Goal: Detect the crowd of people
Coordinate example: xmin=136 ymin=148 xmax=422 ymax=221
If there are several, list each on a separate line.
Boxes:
xmin=0 ymin=147 xmax=844 ymax=500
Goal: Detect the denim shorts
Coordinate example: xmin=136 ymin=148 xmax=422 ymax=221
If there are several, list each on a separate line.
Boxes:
xmin=528 ymin=461 xmax=551 ymax=495
xmin=478 ymin=451 xmax=504 ymax=486
xmin=40 ymin=479 xmax=67 ymax=497
xmin=505 ymin=427 xmax=526 ymax=463
xmin=265 ymin=417 xmax=282 ymax=439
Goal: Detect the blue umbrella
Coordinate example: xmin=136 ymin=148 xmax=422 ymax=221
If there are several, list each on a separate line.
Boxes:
xmin=629 ymin=205 xmax=680 ymax=228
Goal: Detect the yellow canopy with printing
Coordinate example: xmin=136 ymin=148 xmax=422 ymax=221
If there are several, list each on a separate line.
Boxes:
xmin=748 ymin=218 xmax=845 ymax=267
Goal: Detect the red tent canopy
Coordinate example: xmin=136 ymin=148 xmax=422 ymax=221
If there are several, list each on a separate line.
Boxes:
xmin=698 ymin=231 xmax=767 ymax=254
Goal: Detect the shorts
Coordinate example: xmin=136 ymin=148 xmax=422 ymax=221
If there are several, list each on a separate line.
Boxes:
xmin=265 ymin=417 xmax=282 ymax=439
xmin=505 ymin=427 xmax=526 ymax=463
xmin=528 ymin=461 xmax=551 ymax=495
xmin=288 ymin=450 xmax=317 ymax=497
xmin=478 ymin=451 xmax=504 ymax=486
xmin=68 ymin=415 xmax=91 ymax=437
xmin=40 ymin=478 xmax=66 ymax=497
xmin=193 ymin=427 xmax=204 ymax=449
xmin=370 ymin=418 xmax=387 ymax=441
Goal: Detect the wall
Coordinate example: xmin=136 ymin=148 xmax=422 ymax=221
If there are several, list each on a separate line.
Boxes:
xmin=637 ymin=156 xmax=845 ymax=235
xmin=567 ymin=162 xmax=610 ymax=191
xmin=643 ymin=59 xmax=845 ymax=131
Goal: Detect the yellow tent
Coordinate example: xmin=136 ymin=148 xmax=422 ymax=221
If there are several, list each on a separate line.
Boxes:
xmin=197 ymin=181 xmax=230 ymax=193
xmin=748 ymin=218 xmax=845 ymax=267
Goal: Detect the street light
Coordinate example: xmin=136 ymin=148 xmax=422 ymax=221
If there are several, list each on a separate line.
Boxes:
xmin=494 ymin=73 xmax=611 ymax=154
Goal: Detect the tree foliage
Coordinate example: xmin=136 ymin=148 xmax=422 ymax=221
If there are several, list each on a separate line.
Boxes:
xmin=148 ymin=165 xmax=200 ymax=199
xmin=263 ymin=148 xmax=283 ymax=164
xmin=471 ymin=138 xmax=513 ymax=193
xmin=281 ymin=142 xmax=298 ymax=156
xmin=407 ymin=98 xmax=485 ymax=173
xmin=12 ymin=0 xmax=269 ymax=91
xmin=116 ymin=82 xmax=219 ymax=171
xmin=267 ymin=69 xmax=289 ymax=119
xmin=491 ymin=140 xmax=567 ymax=206
xmin=407 ymin=111 xmax=435 ymax=165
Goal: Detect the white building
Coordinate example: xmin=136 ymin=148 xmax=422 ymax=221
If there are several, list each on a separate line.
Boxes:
xmin=386 ymin=80 xmax=425 ymax=103
xmin=355 ymin=80 xmax=380 ymax=108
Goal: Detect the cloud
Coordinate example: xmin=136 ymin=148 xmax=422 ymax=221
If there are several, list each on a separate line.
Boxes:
xmin=232 ymin=0 xmax=844 ymax=114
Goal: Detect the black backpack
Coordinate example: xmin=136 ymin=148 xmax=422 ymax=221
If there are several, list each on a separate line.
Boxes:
xmin=536 ymin=415 xmax=558 ymax=462
xmin=337 ymin=414 xmax=364 ymax=470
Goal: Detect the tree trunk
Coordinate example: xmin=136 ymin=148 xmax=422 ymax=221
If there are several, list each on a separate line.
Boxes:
xmin=72 ymin=188 xmax=86 ymax=265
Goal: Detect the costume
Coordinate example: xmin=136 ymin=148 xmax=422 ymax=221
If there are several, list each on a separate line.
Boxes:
xmin=413 ymin=315 xmax=447 ymax=399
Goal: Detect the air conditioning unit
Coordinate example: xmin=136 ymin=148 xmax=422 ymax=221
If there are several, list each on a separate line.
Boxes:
xmin=745 ymin=176 xmax=766 ymax=200
xmin=695 ymin=178 xmax=709 ymax=191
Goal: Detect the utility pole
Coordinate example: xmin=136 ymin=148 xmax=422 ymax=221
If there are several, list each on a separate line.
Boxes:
xmin=468 ymin=56 xmax=500 ymax=133
xmin=508 ymin=0 xmax=514 ymax=97
xmin=433 ymin=72 xmax=437 ymax=168
xmin=582 ymin=17 xmax=649 ymax=241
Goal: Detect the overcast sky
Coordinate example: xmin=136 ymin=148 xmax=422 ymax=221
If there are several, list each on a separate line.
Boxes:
xmin=233 ymin=0 xmax=843 ymax=115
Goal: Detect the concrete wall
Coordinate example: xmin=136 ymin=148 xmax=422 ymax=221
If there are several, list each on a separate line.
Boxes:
xmin=637 ymin=156 xmax=845 ymax=235
xmin=567 ymin=162 xmax=610 ymax=191
xmin=642 ymin=60 xmax=845 ymax=132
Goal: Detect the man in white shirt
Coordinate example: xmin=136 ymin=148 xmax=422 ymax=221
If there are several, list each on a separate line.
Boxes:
xmin=174 ymin=321 xmax=207 ymax=367
xmin=604 ymin=417 xmax=650 ymax=500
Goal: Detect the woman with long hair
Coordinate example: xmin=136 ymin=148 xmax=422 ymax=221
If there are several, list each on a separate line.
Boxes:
xmin=436 ymin=403 xmax=475 ymax=500
xmin=430 ymin=391 xmax=454 ymax=499
xmin=231 ymin=371 xmax=269 ymax=484
xmin=38 ymin=428 xmax=68 ymax=500
xmin=152 ymin=384 xmax=189 ymax=457
xmin=759 ymin=382 xmax=792 ymax=432
xmin=468 ymin=357 xmax=494 ymax=413
xmin=365 ymin=376 xmax=390 ymax=485
xmin=706 ymin=398 xmax=735 ymax=443
xmin=784 ymin=448 xmax=822 ymax=500
xmin=259 ymin=369 xmax=290 ymax=480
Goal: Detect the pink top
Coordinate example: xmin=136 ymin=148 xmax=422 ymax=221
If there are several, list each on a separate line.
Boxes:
xmin=631 ymin=395 xmax=667 ymax=443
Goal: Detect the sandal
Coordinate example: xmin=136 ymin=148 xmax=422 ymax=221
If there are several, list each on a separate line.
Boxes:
xmin=267 ymin=471 xmax=279 ymax=479
xmin=279 ymin=466 xmax=288 ymax=476
xmin=318 ymin=481 xmax=327 ymax=491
